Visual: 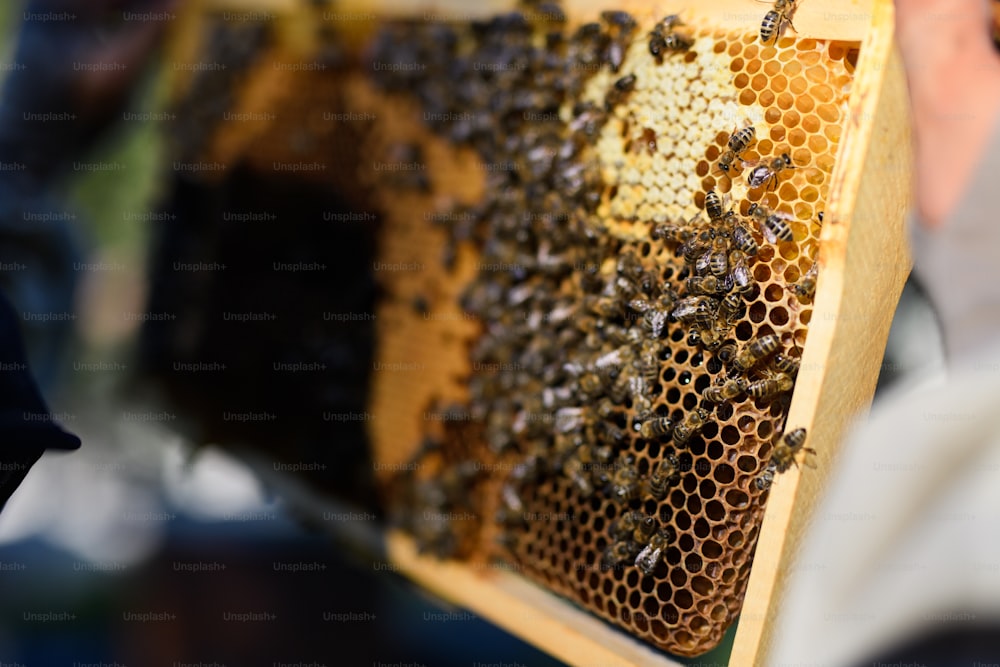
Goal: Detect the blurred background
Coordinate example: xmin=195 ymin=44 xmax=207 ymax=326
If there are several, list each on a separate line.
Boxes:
xmin=0 ymin=1 xmax=944 ymax=665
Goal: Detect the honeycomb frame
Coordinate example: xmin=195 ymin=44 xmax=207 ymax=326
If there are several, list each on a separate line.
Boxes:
xmin=163 ymin=0 xmax=911 ymax=664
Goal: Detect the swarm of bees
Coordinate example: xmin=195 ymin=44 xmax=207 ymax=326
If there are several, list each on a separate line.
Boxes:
xmin=369 ymin=0 xmax=827 ymax=655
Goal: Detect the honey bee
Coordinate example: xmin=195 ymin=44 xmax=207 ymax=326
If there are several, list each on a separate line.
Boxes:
xmin=591 ymin=445 xmax=615 ymax=481
xmin=585 ymin=295 xmax=622 ymax=318
xmin=625 ymin=288 xmax=652 ymax=312
xmin=753 ymin=466 xmax=775 ymax=491
xmin=532 ymin=1 xmax=566 ymax=24
xmin=731 ymin=334 xmax=781 ymax=374
xmin=716 ymin=124 xmax=756 ymax=176
xmin=601 ymin=10 xmax=637 ymax=73
xmin=719 ymin=292 xmax=745 ymax=324
xmin=729 ymin=249 xmax=754 ymax=293
xmin=635 ymin=529 xmax=674 ymax=575
xmin=707 ymin=252 xmax=729 ymax=278
xmin=486 ymin=410 xmax=516 ymax=454
xmin=716 ymin=341 xmax=738 ymax=366
xmin=639 ymin=415 xmax=674 ymax=440
xmin=594 ymin=396 xmax=617 ymax=419
xmin=603 ymin=540 xmax=638 ymax=567
xmin=759 ymin=0 xmax=800 ymax=45
xmin=635 ymin=339 xmax=661 ymax=385
xmin=773 ymin=350 xmax=801 ymax=377
xmin=642 ymin=308 xmax=670 ymax=339
xmin=746 ymin=371 xmax=794 ymax=400
xmin=578 ymin=372 xmax=604 ymax=397
xmin=687 ymin=274 xmax=725 ymax=296
xmin=651 ymin=218 xmax=694 ymax=243
xmin=569 ymin=101 xmax=608 ymax=142
xmin=563 ymin=455 xmax=595 ymax=497
xmin=697 ymin=321 xmax=729 ymax=351
xmin=646 ymin=453 xmax=681 ymax=500
xmin=633 ymin=395 xmax=654 ymax=422
xmin=552 ymin=432 xmax=582 ymax=472
xmin=694 ymin=248 xmax=713 ymax=275
xmin=496 ymin=492 xmax=527 ymax=527
xmin=609 ymin=455 xmax=640 ymax=501
xmin=731 ymin=223 xmax=759 ymax=256
xmin=604 ymin=73 xmax=637 ymax=110
xmin=611 ymin=509 xmax=641 ymax=540
xmin=601 ymin=9 xmax=636 ymax=27
xmin=672 ymin=295 xmax=719 ymax=325
xmin=607 ymin=370 xmax=630 ymax=403
xmin=728 ymin=124 xmax=757 ymax=153
xmin=593 ymin=346 xmax=630 ymax=371
xmin=679 ymin=228 xmax=716 ymax=265
xmin=704 ymin=189 xmax=735 ymax=227
xmin=704 ymin=189 xmax=724 ymax=220
xmin=770 ymin=426 xmax=814 ymax=473
xmin=791 ymin=260 xmax=818 ymax=302
xmin=747 ymin=203 xmax=794 ymax=243
xmin=661 ymin=31 xmax=694 ymax=51
xmin=653 ymin=14 xmax=683 ymax=31
xmin=703 ymin=376 xmax=748 ymax=403
xmin=638 ymin=268 xmax=663 ymax=296
xmin=596 ymin=419 xmax=628 ymax=446
xmin=617 ymin=249 xmax=644 ymax=279
xmin=745 ymin=152 xmax=794 ymax=190
xmin=673 ymin=408 xmax=709 ymax=446
xmin=628 ymin=372 xmax=647 ymax=402
xmin=648 ymin=14 xmax=692 ymax=61
xmin=633 ymin=514 xmax=656 ymax=543
xmin=708 ymin=239 xmax=729 ymax=277
xmin=554 ymin=405 xmax=585 ymax=434
xmin=646 ymin=31 xmax=666 ymax=60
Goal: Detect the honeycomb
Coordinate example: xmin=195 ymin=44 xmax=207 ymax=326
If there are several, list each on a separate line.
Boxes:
xmin=165 ymin=2 xmax=855 ymax=659
xmin=361 ymin=5 xmax=856 ymax=656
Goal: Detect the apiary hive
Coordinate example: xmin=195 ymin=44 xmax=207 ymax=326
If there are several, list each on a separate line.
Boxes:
xmin=162 ymin=0 xmax=910 ymax=664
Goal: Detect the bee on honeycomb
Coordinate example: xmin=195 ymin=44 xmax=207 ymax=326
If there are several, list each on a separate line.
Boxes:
xmin=358 ymin=0 xmax=852 ymax=656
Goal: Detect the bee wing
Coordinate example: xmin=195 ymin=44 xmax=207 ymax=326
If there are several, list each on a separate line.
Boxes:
xmin=759 ymin=222 xmax=778 ymax=244
xmin=695 ymin=250 xmax=712 ymax=273
xmin=554 ymin=407 xmax=585 ymax=433
xmin=593 ymin=347 xmax=624 ymax=369
xmin=721 ymin=191 xmax=733 ymax=210
xmin=801 ymin=447 xmax=818 ymax=468
xmin=634 ymin=543 xmax=662 ymax=569
xmin=628 ymin=298 xmax=652 ymax=313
